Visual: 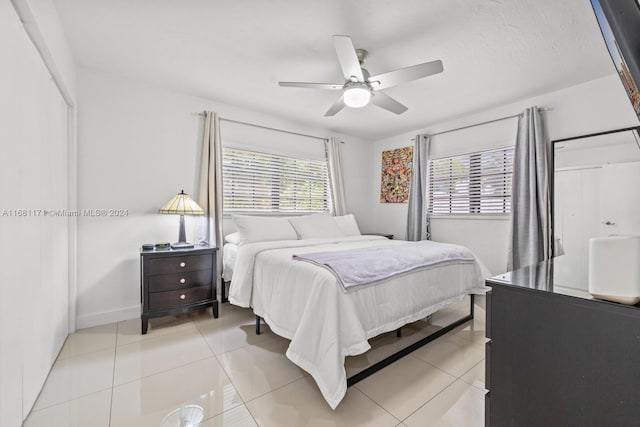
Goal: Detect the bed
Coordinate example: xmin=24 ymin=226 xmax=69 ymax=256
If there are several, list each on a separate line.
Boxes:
xmin=222 ymin=241 xmax=238 ymax=299
xmin=226 ymin=215 xmax=488 ymax=409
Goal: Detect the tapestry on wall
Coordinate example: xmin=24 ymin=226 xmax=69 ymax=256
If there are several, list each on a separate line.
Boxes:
xmin=380 ymin=146 xmax=413 ymax=203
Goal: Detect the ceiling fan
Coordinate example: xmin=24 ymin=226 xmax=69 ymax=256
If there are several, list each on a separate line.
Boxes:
xmin=278 ymin=35 xmax=444 ymax=116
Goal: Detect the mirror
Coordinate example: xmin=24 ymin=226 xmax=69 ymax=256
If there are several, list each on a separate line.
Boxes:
xmin=553 ymin=127 xmax=640 ymax=291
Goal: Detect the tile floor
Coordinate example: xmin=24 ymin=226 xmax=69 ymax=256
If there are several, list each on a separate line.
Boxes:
xmin=24 ymin=298 xmax=487 ymax=427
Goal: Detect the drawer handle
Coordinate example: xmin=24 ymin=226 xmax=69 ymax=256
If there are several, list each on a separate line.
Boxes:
xmin=180 ymin=294 xmax=186 ymax=300
xmin=179 ymin=262 xmax=186 ymax=268
xmin=179 ymin=278 xmax=186 ymax=284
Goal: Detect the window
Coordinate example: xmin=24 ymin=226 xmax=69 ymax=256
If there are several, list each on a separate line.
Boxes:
xmin=223 ymin=147 xmax=332 ymax=214
xmin=428 ymin=147 xmax=514 ymax=215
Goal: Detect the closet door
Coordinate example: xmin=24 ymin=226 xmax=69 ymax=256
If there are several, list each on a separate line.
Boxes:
xmin=0 ymin=1 xmax=70 ymax=423
xmin=19 ymin=37 xmax=70 ymax=422
xmin=599 ymin=162 xmax=640 ymax=236
xmin=20 ymin=61 xmax=70 ymax=418
xmin=0 ymin=4 xmax=29 ymax=425
xmin=49 ymin=84 xmax=70 ymax=375
xmin=553 ymin=168 xmax=601 ymax=290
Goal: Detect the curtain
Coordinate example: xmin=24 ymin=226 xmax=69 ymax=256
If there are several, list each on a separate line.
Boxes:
xmin=510 ymin=258 xmax=553 ymax=291
xmin=508 ymin=107 xmax=552 ymax=271
xmin=326 ymin=136 xmax=347 ymax=216
xmin=406 ymin=134 xmax=431 ymax=241
xmin=196 ymin=111 xmax=224 ymax=292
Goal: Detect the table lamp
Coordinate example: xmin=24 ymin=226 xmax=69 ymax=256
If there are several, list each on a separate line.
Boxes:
xmin=159 ymin=190 xmax=204 ymax=249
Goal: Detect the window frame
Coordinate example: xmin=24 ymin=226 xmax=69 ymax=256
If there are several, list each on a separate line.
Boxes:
xmin=222 ymin=146 xmax=332 ymax=216
xmin=427 ymin=146 xmax=514 ymax=216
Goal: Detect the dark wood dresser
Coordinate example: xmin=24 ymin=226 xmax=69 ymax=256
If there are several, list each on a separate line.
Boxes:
xmin=485 ymin=259 xmax=640 ymax=426
xmin=140 ymin=246 xmax=218 ymax=334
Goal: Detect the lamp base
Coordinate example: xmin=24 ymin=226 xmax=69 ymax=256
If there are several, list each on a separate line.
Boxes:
xmin=172 ymin=215 xmax=194 ymax=249
xmin=171 ymin=241 xmax=195 ymax=249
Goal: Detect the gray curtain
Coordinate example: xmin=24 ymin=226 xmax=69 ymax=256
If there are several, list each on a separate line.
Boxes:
xmin=326 ymin=136 xmax=347 ymax=216
xmin=406 ymin=134 xmax=431 ymax=241
xmin=196 ymin=112 xmax=224 ymax=291
xmin=508 ymin=107 xmax=552 ymax=271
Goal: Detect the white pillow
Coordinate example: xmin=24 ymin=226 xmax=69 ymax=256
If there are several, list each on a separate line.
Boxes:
xmin=232 ymin=215 xmax=298 ymax=245
xmin=334 ymin=214 xmax=361 ymax=236
xmin=224 ymin=232 xmax=241 ymax=245
xmin=288 ymin=213 xmax=344 ymax=239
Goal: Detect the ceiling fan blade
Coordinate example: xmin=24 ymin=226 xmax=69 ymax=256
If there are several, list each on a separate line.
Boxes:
xmin=279 ymin=82 xmax=343 ymax=90
xmin=369 ymin=60 xmax=443 ymax=90
xmin=333 ymin=35 xmax=364 ymax=81
xmin=325 ymin=95 xmax=346 ymax=116
xmin=371 ymin=91 xmax=408 ymax=115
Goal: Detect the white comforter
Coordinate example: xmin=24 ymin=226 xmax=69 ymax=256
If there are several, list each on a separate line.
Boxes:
xmin=228 ymin=236 xmax=488 ymax=409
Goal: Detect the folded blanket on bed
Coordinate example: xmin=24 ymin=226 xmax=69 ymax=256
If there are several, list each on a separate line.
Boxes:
xmin=293 ymin=240 xmax=475 ymax=291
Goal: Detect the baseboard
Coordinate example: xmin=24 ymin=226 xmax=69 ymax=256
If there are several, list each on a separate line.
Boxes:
xmin=76 ymin=305 xmax=140 ymax=329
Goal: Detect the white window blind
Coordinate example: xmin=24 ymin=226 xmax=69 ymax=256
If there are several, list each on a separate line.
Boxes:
xmin=428 ymin=147 xmax=514 ymax=215
xmin=223 ymin=147 xmax=332 ymax=214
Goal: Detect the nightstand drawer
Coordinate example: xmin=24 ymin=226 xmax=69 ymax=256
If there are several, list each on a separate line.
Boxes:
xmin=148 ymin=285 xmax=212 ymax=311
xmin=147 ymin=269 xmax=212 ymax=293
xmin=148 ymin=254 xmax=212 ymax=275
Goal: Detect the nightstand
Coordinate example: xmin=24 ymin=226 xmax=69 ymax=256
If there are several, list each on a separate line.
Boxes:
xmin=140 ymin=246 xmax=218 ymax=334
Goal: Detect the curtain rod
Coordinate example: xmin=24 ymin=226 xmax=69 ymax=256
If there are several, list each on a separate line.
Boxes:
xmin=192 ymin=112 xmax=329 ymax=142
xmin=411 ymin=107 xmax=551 ymax=141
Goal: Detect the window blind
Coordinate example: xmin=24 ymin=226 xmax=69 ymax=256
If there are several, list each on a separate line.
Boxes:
xmin=428 ymin=147 xmax=514 ymax=215
xmin=223 ymin=147 xmax=331 ymax=214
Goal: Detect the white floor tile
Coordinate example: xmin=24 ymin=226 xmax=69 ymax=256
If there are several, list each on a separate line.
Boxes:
xmin=57 ymin=323 xmax=117 ymax=360
xmin=218 ymin=335 xmax=306 ymax=401
xmin=346 ymin=331 xmax=405 ymax=377
xmin=460 ymin=360 xmax=486 ymax=391
xmin=430 ymin=307 xmax=469 ymax=329
xmin=453 ymin=307 xmax=487 ymax=345
xmin=34 ymin=348 xmax=115 ymax=410
xmin=113 ymin=327 xmax=213 ymax=385
xmin=246 ymin=377 xmax=399 ymax=427
xmin=110 ymin=356 xmax=242 ymax=427
xmin=355 ymin=356 xmax=456 ymax=421
xmin=24 ymin=389 xmax=111 ymax=427
xmin=346 ymin=322 xmax=441 ymax=377
xmin=117 ymin=314 xmax=199 ymax=346
xmin=28 ymin=302 xmax=488 ymax=427
xmin=404 ymin=380 xmax=485 ymax=427
xmin=196 ymin=313 xmax=274 ymax=355
xmin=199 ymin=404 xmax=258 ymax=427
xmin=411 ymin=335 xmax=485 ymax=378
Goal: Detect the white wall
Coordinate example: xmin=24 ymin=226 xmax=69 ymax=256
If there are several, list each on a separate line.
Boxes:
xmin=371 ymin=74 xmax=640 ymax=275
xmin=75 ymin=68 xmax=374 ymax=328
xmin=0 ymin=1 xmax=74 ymax=424
xmin=11 ymin=0 xmax=76 ymax=102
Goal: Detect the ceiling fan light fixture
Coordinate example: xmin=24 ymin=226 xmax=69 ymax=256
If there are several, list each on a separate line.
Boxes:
xmin=343 ymin=86 xmax=371 ymax=108
xmin=278 ymin=35 xmax=443 ymax=116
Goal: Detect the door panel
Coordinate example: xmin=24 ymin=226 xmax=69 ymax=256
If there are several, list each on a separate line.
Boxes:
xmin=600 ymin=162 xmax=640 ymax=236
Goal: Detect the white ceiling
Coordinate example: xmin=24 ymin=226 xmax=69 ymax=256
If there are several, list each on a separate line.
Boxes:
xmin=54 ymin=0 xmax=615 ymax=139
